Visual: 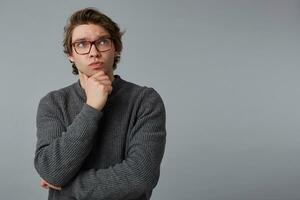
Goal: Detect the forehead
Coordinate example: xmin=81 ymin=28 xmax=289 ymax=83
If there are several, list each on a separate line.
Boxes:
xmin=72 ymin=24 xmax=110 ymax=41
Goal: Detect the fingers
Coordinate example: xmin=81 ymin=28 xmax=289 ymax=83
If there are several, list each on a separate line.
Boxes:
xmin=40 ymin=179 xmax=61 ymax=191
xmin=80 ymin=70 xmax=113 ymax=97
xmin=83 ymin=70 xmax=113 ymax=110
xmin=80 ymin=70 xmax=112 ymax=82
xmin=94 ymin=79 xmax=112 ymax=87
xmin=91 ymin=71 xmax=111 ymax=83
xmin=91 ymin=70 xmax=105 ymax=77
xmin=88 ymin=71 xmax=112 ymax=91
xmin=89 ymin=81 xmax=112 ymax=94
xmin=79 ymin=71 xmax=112 ymax=91
xmin=40 ymin=180 xmax=49 ymax=189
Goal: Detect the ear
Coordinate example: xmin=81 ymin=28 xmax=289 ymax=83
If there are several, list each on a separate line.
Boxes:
xmin=68 ymin=54 xmax=74 ymax=62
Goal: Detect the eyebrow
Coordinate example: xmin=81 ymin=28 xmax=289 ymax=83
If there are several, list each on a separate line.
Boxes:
xmin=73 ymin=35 xmax=111 ymax=43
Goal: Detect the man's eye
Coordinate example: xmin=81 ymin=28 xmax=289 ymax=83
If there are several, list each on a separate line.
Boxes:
xmin=98 ymin=39 xmax=110 ymax=46
xmin=76 ymin=42 xmax=89 ymax=48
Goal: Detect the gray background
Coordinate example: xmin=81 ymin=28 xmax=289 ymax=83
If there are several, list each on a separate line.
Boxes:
xmin=1 ymin=0 xmax=300 ymax=199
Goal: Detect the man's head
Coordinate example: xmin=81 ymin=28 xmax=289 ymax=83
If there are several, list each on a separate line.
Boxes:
xmin=63 ymin=8 xmax=123 ymax=76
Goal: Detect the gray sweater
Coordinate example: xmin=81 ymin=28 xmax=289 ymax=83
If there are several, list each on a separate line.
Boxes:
xmin=34 ymin=75 xmax=166 ymax=200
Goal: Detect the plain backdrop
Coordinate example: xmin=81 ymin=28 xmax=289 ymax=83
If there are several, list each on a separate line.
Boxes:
xmin=1 ymin=0 xmax=300 ymax=199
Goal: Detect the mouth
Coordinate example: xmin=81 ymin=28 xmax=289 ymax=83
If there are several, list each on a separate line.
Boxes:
xmin=88 ymin=62 xmax=103 ymax=69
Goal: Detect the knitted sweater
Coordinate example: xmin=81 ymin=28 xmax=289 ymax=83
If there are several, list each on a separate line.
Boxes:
xmin=34 ymin=75 xmax=166 ymax=200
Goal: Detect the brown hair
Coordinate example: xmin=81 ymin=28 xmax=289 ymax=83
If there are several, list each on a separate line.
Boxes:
xmin=63 ymin=8 xmax=123 ymax=74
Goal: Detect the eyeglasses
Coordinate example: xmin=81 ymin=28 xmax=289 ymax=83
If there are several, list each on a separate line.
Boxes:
xmin=72 ymin=37 xmax=113 ymax=55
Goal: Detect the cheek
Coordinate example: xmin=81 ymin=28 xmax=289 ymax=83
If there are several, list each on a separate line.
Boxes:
xmin=73 ymin=56 xmax=87 ymax=66
xmin=108 ymin=52 xmax=117 ymax=63
xmin=109 ymin=54 xmax=115 ymax=63
xmin=101 ymin=53 xmax=114 ymax=66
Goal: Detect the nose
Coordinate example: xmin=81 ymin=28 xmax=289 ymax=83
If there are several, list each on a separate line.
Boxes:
xmin=89 ymin=44 xmax=101 ymax=57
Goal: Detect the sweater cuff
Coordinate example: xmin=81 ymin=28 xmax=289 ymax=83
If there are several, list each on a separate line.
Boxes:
xmin=81 ymin=103 xmax=103 ymax=120
xmin=67 ymin=104 xmax=103 ymax=139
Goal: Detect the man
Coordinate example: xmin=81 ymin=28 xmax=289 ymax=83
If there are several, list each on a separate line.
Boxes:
xmin=34 ymin=8 xmax=166 ymax=200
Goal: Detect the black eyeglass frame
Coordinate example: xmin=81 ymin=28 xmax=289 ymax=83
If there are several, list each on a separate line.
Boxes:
xmin=71 ymin=37 xmax=113 ymax=55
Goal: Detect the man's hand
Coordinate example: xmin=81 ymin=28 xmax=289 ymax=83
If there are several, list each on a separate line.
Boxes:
xmin=79 ymin=71 xmax=113 ymax=111
xmin=40 ymin=179 xmax=61 ymax=190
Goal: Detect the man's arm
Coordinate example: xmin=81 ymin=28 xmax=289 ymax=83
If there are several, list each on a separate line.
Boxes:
xmin=34 ymin=71 xmax=112 ymax=187
xmin=34 ymin=100 xmax=103 ymax=187
xmin=60 ymin=88 xmax=166 ymax=200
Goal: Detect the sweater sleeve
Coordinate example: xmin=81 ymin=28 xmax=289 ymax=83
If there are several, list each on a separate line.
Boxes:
xmin=60 ymin=88 xmax=166 ymax=200
xmin=34 ymin=94 xmax=103 ymax=187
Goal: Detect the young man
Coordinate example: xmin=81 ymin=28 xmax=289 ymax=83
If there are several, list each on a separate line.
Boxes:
xmin=34 ymin=8 xmax=166 ymax=200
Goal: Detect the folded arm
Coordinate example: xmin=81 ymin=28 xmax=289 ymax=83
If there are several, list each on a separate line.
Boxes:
xmin=34 ymin=97 xmax=102 ymax=187
xmin=60 ymin=88 xmax=166 ymax=200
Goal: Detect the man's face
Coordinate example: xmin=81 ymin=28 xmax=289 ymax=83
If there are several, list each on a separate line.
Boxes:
xmin=68 ymin=24 xmax=117 ymax=78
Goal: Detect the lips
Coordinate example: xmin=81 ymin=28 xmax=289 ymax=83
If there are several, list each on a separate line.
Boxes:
xmin=88 ymin=61 xmax=103 ymax=69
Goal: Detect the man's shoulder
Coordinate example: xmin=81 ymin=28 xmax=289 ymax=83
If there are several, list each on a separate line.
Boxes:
xmin=117 ymin=75 xmax=156 ymax=93
xmin=118 ymin=76 xmax=164 ymax=106
xmin=117 ymin=76 xmax=153 ymax=97
xmin=39 ymin=82 xmax=78 ymax=106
